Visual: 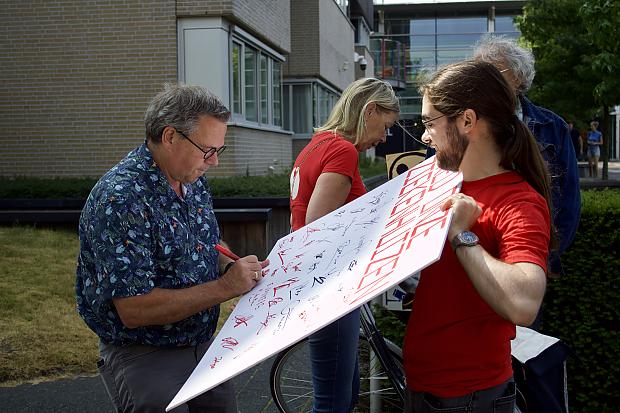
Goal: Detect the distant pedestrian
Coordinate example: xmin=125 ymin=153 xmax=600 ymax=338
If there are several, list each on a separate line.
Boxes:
xmin=587 ymin=120 xmax=603 ymax=177
xmin=568 ymin=122 xmax=582 ymax=161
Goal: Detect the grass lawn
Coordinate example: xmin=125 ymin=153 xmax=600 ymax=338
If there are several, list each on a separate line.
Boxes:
xmin=0 ymin=226 xmax=236 ymax=386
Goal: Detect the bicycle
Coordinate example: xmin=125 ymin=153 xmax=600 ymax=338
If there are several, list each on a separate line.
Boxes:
xmin=269 ymin=298 xmax=527 ymax=413
xmin=270 ymin=301 xmax=406 ymax=413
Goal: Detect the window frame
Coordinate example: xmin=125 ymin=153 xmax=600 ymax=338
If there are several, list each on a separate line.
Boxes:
xmin=229 ymin=27 xmax=285 ymax=129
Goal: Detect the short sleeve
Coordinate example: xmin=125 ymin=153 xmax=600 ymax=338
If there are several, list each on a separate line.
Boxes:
xmin=496 ymin=192 xmax=551 ymax=270
xmin=89 ymin=195 xmax=156 ymax=300
xmin=321 ymin=140 xmax=359 ymax=179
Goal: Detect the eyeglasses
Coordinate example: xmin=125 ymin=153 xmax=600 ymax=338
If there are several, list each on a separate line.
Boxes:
xmin=394 ymin=121 xmax=428 ymax=147
xmin=176 ymin=130 xmax=226 ymax=160
xmin=421 ymin=114 xmax=447 ymax=128
xmin=394 ymin=113 xmax=449 ymax=147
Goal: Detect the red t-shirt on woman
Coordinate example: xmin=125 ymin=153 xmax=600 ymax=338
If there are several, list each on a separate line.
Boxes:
xmin=289 ymin=131 xmax=366 ymax=231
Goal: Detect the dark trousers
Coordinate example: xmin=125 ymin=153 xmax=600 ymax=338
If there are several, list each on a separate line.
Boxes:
xmin=308 ymin=308 xmax=361 ymax=413
xmin=406 ymin=379 xmax=516 ymax=413
xmin=98 ymin=338 xmax=237 ymax=413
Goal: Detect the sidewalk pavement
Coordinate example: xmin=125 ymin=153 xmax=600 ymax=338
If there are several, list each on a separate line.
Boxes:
xmin=0 ymin=356 xmax=281 ymax=413
xmin=579 ymin=159 xmax=620 ymax=186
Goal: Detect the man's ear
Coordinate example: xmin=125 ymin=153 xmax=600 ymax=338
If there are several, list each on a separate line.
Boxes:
xmin=161 ymin=126 xmax=176 ymax=146
xmin=460 ymin=109 xmax=477 ymax=133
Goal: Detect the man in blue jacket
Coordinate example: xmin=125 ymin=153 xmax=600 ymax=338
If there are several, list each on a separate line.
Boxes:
xmin=471 ymin=36 xmax=580 ymax=281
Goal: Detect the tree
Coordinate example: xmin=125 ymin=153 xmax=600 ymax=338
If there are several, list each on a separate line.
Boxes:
xmin=517 ymin=0 xmax=620 ymax=179
xmin=580 ymin=0 xmax=620 ymax=179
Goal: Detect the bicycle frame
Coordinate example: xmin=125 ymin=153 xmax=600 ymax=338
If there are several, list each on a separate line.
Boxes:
xmin=359 ymin=303 xmax=407 ymax=404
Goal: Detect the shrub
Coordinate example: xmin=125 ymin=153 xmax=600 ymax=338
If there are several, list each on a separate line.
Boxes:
xmin=0 ymin=159 xmax=387 ymax=200
xmin=543 ymin=189 xmax=620 ymax=412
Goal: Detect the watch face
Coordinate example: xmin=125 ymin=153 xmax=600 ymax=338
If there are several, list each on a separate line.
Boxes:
xmin=460 ymin=232 xmax=478 ymax=244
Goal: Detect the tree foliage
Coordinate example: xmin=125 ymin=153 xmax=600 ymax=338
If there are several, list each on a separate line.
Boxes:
xmin=516 ymin=1 xmax=594 ymax=125
xmin=517 ymin=0 xmax=620 ymax=178
xmin=580 ymin=0 xmax=620 ymax=105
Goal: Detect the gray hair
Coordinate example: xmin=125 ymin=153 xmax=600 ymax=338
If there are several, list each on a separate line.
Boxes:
xmin=472 ymin=35 xmax=536 ymax=94
xmin=144 ymin=83 xmax=231 ymax=143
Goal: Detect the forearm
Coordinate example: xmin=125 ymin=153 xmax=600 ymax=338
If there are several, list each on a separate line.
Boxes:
xmin=454 ymin=245 xmax=546 ymax=326
xmin=113 ymin=279 xmax=235 ymax=328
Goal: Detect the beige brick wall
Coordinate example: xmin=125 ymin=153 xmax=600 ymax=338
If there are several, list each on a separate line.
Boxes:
xmin=209 ymin=126 xmax=293 ymax=178
xmin=0 ymin=1 xmax=292 ymax=179
xmin=285 ymin=0 xmax=320 ymax=76
xmin=0 ymin=0 xmax=178 ymax=178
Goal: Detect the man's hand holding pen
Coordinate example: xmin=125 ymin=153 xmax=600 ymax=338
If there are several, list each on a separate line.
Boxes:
xmin=217 ymin=244 xmax=270 ymax=295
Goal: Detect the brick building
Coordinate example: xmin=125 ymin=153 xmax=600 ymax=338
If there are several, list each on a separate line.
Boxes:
xmin=0 ymin=0 xmax=374 ymax=178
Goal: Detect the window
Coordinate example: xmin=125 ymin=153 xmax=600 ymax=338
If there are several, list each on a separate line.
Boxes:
xmin=292 ymin=84 xmax=312 ymax=134
xmin=260 ymin=55 xmax=268 ymax=124
xmin=273 ymin=61 xmax=282 ymax=127
xmin=283 ymin=81 xmax=339 ymax=136
xmin=244 ymin=47 xmax=258 ymax=122
xmin=231 ymin=42 xmax=241 ymax=114
xmin=230 ymin=34 xmax=284 ymax=127
xmin=495 ymin=14 xmax=521 ymax=39
xmin=334 ymin=0 xmax=348 ymax=15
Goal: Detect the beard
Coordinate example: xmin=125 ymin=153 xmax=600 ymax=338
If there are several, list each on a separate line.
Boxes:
xmin=436 ymin=123 xmax=469 ymax=171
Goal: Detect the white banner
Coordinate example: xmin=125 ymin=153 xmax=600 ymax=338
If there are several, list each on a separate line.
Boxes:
xmin=167 ymin=156 xmax=462 ymax=411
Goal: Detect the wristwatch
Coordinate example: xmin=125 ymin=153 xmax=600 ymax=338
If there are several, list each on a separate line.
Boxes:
xmin=450 ymin=231 xmax=479 ymax=250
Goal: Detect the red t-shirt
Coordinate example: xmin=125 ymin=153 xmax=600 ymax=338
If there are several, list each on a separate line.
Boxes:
xmin=290 ymin=131 xmax=366 ymax=231
xmin=403 ymin=171 xmax=550 ymax=397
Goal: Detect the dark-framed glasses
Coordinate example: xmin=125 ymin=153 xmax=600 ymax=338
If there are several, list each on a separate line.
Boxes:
xmin=177 ymin=130 xmax=226 ymax=160
xmin=420 ymin=114 xmax=447 ymax=129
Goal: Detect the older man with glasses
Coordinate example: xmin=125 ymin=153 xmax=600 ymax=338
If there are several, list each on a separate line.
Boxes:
xmin=76 ymin=83 xmax=268 ymax=413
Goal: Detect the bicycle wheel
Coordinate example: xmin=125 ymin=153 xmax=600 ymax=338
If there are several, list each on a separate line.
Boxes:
xmin=270 ymin=334 xmax=404 ymax=413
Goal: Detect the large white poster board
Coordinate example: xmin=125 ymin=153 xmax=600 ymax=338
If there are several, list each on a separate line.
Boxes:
xmin=167 ymin=156 xmax=462 ymax=411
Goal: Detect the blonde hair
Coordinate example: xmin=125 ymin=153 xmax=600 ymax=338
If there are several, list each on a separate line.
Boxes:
xmin=315 ymin=78 xmax=399 ymax=145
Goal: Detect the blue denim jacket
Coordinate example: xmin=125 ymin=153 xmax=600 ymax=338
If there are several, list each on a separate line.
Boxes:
xmin=425 ymin=97 xmax=581 ymax=275
xmin=520 ymin=95 xmax=581 ymax=275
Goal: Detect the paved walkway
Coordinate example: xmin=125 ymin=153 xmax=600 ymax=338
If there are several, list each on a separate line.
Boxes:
xmin=579 ymin=159 xmax=620 ymax=185
xmin=0 ymin=356 xmax=281 ymax=413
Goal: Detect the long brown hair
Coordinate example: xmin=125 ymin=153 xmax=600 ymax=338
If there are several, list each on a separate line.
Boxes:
xmin=420 ymin=60 xmax=556 ymax=250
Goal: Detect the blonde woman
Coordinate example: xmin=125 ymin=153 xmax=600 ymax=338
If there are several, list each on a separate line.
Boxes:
xmin=289 ymin=78 xmax=399 ymax=412
xmin=587 ymin=120 xmax=603 ymax=177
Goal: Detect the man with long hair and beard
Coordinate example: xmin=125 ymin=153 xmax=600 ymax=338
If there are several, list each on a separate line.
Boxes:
xmin=402 ymin=60 xmax=555 ymax=412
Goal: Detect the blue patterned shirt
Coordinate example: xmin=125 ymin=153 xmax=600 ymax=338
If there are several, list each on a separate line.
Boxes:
xmin=76 ymin=143 xmax=221 ymax=347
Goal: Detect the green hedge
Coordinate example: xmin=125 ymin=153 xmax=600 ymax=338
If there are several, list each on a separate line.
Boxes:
xmin=544 ymin=189 xmax=620 ymax=412
xmin=0 ymin=159 xmax=386 ymax=199
xmin=0 ymin=176 xmax=291 ymax=198
xmin=374 ymin=188 xmax=620 ymax=412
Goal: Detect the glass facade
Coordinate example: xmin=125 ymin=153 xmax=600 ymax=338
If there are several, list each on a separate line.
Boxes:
xmin=372 ymin=6 xmax=522 ymax=154
xmin=375 ymin=9 xmax=522 ymax=117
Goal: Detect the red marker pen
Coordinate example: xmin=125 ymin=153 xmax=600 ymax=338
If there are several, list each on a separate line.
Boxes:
xmin=215 ymin=244 xmax=240 ymax=261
